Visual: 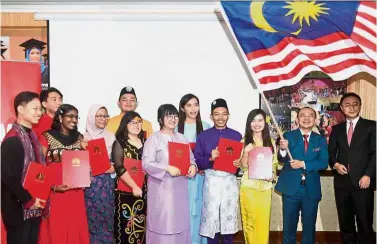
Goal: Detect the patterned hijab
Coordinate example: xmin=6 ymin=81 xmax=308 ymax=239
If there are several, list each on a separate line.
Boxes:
xmin=83 ymin=104 xmax=115 ymax=157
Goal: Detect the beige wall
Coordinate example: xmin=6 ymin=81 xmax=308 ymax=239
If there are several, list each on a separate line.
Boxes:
xmin=1 ymin=13 xmax=47 ymax=61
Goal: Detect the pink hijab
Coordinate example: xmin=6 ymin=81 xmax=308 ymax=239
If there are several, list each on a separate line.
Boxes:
xmin=84 ymin=104 xmax=115 ymax=157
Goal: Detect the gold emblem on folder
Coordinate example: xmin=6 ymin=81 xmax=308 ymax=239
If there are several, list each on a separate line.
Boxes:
xmin=225 ymin=146 xmax=234 ymax=155
xmin=35 ymin=173 xmax=45 ymax=183
xmin=130 ymin=166 xmax=138 ymax=174
xmin=94 ymin=145 xmax=102 ymax=156
xmin=72 ymin=157 xmax=81 ymax=167
xmin=176 ymin=149 xmax=183 ymax=157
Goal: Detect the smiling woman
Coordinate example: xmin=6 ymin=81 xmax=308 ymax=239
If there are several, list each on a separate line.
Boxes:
xmin=38 ymin=104 xmax=90 ymax=244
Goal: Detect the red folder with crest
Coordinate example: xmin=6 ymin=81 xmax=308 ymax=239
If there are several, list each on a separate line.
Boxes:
xmin=117 ymin=158 xmax=145 ymax=192
xmin=23 ymin=162 xmax=53 ymax=207
xmin=213 ymin=138 xmax=243 ymax=174
xmin=62 ymin=151 xmax=91 ymax=188
xmin=87 ymin=138 xmax=111 ymax=176
xmin=168 ymin=142 xmax=191 ymax=176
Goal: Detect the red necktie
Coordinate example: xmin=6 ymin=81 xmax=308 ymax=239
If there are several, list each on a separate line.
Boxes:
xmin=303 ymin=134 xmax=309 ymax=153
xmin=347 ymin=121 xmax=353 ymax=146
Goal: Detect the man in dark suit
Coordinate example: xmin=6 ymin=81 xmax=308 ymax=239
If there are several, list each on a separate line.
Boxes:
xmin=276 ymin=107 xmax=328 ymax=244
xmin=329 ymin=92 xmax=375 ymax=244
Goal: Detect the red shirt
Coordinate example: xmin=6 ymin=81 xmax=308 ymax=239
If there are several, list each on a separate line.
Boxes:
xmin=33 ymin=114 xmax=53 ymax=148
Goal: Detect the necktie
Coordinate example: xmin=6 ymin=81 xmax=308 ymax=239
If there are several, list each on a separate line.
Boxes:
xmin=347 ymin=121 xmax=353 ymax=146
xmin=303 ymin=134 xmax=309 ymax=153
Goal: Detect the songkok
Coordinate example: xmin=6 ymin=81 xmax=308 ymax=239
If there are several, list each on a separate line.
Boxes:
xmin=119 ymin=86 xmax=137 ymax=100
xmin=211 ymin=98 xmax=228 ymax=112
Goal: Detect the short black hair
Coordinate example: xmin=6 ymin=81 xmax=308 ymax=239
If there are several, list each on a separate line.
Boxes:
xmin=340 ymin=92 xmax=362 ymax=105
xmin=297 ymin=106 xmax=317 ymax=118
xmin=157 ymin=104 xmax=178 ymax=129
xmin=14 ymin=91 xmax=39 ymax=116
xmin=40 ymin=87 xmax=63 ymax=103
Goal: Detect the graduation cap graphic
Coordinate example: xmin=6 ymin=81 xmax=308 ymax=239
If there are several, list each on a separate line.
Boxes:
xmin=19 ymin=38 xmax=47 ymax=58
xmin=1 ymin=40 xmax=7 ymax=59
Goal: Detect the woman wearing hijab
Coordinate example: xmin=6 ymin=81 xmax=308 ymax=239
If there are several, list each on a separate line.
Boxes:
xmin=83 ymin=105 xmax=116 ymax=243
xmin=40 ymin=104 xmax=90 ymax=244
xmin=112 ymin=111 xmax=148 ymax=244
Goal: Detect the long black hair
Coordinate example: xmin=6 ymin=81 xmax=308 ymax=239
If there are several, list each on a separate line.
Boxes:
xmin=157 ymin=104 xmax=178 ymax=130
xmin=50 ymin=104 xmax=81 ymax=143
xmin=115 ymin=111 xmax=144 ymax=143
xmin=244 ymin=109 xmax=274 ymax=153
xmin=177 ymin=94 xmax=204 ymax=135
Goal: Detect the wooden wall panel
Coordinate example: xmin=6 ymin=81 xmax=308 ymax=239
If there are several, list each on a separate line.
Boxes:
xmin=1 ymin=12 xmax=47 ymax=27
xmin=347 ymin=72 xmax=376 ymax=120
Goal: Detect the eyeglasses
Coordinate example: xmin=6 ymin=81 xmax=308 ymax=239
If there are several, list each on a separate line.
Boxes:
xmin=64 ymin=114 xmax=79 ymax=120
xmin=95 ymin=115 xmax=110 ymax=120
xmin=166 ymin=115 xmax=179 ymax=121
xmin=128 ymin=121 xmax=142 ymax=126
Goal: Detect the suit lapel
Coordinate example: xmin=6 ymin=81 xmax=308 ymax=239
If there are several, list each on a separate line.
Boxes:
xmin=307 ymin=132 xmax=318 ymax=155
xmin=339 ymin=122 xmax=349 ymax=148
xmin=350 ymin=118 xmax=364 ymax=147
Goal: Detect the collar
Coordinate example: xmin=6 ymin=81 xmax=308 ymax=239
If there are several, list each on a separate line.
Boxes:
xmin=347 ymin=116 xmax=360 ymax=125
xmin=299 ymin=129 xmax=312 ymax=139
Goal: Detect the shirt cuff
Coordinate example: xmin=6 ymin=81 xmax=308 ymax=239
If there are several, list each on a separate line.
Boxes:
xmin=23 ymin=198 xmax=36 ymax=209
xmin=302 ymin=161 xmax=306 ymax=169
xmin=279 ymin=149 xmax=287 ymax=157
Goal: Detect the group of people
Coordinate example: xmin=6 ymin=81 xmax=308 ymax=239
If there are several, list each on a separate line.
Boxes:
xmin=1 ymin=85 xmax=375 ymax=244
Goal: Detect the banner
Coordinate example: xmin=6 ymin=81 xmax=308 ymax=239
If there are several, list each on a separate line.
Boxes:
xmin=1 ymin=60 xmax=41 ymax=142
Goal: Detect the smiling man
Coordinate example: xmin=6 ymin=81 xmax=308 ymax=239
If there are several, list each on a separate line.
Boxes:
xmin=107 ymin=86 xmax=153 ymax=138
xmin=1 ymin=91 xmax=47 ymax=244
xmin=277 ymin=106 xmax=328 ymax=244
xmin=194 ymin=98 xmax=242 ymax=244
xmin=33 ymin=87 xmax=63 ymax=144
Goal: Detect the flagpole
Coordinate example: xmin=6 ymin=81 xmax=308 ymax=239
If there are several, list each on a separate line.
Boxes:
xmin=259 ymin=91 xmax=293 ymax=160
xmin=218 ymin=4 xmax=293 ymax=161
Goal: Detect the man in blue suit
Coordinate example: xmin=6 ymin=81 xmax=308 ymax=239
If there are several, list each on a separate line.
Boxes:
xmin=276 ymin=107 xmax=329 ymax=244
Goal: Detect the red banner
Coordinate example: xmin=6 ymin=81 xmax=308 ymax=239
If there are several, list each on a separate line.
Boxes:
xmin=1 ymin=60 xmax=41 ymax=143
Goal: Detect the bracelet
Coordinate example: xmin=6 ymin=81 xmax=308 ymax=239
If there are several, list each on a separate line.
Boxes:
xmin=52 ymin=185 xmax=57 ymax=192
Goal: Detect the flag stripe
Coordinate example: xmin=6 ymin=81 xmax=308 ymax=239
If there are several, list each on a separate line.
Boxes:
xmin=354 ymin=19 xmax=376 ymax=37
xmin=247 ymin=33 xmax=355 ymax=61
xmin=357 ymin=12 xmax=377 ymax=25
xmin=253 ymin=48 xmax=368 ymax=74
xmin=360 ymin=1 xmax=376 ymax=10
xmin=256 ymin=64 xmax=376 ymax=91
xmin=351 ymin=31 xmax=376 ymax=51
xmin=257 ymin=59 xmax=375 ymax=85
xmin=353 ymin=27 xmax=377 ymax=46
xmin=359 ymin=4 xmax=376 ymax=16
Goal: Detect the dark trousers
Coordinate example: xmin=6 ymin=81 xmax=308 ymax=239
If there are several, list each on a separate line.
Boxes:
xmin=5 ymin=217 xmax=41 ymax=244
xmin=335 ymin=187 xmax=375 ymax=244
xmin=282 ymin=185 xmax=319 ymax=244
xmin=207 ymin=233 xmax=234 ymax=244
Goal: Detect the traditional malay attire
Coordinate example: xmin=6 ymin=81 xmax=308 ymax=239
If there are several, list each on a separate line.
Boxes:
xmin=194 ymin=99 xmax=242 ymax=244
xmin=182 ymin=121 xmax=210 ymax=244
xmin=142 ymin=131 xmax=196 ymax=244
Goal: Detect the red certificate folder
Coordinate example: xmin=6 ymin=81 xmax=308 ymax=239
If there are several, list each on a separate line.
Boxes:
xmin=23 ymin=162 xmax=53 ymax=206
xmin=62 ymin=151 xmax=91 ymax=188
xmin=213 ymin=138 xmax=243 ymax=174
xmin=87 ymin=138 xmax=111 ymax=176
xmin=117 ymin=158 xmax=145 ymax=192
xmin=248 ymin=147 xmax=273 ymax=179
xmin=168 ymin=142 xmax=191 ymax=176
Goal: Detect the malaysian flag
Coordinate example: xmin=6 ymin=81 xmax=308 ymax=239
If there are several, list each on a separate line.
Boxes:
xmin=221 ymin=1 xmax=376 ymax=91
